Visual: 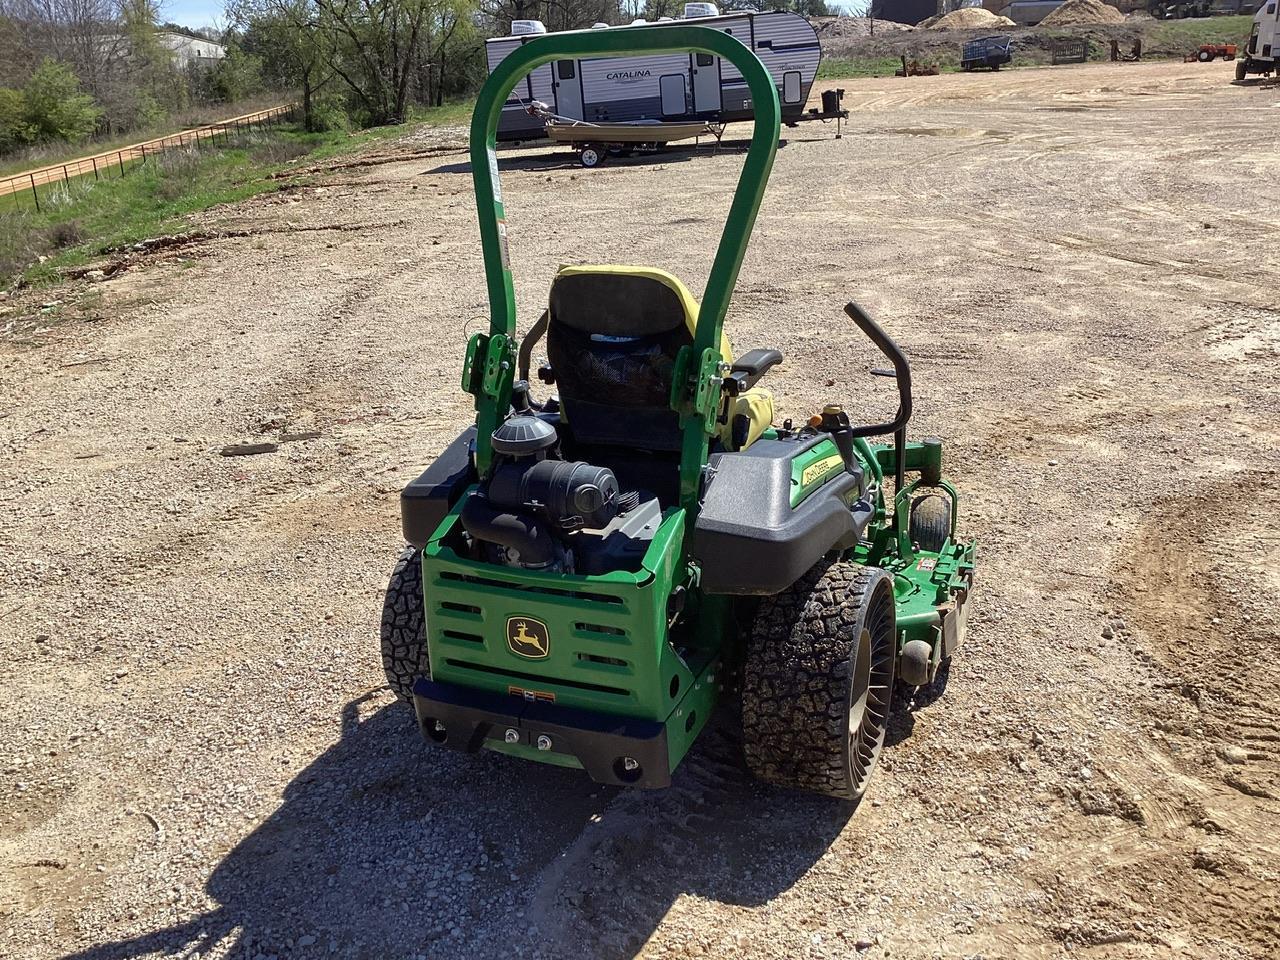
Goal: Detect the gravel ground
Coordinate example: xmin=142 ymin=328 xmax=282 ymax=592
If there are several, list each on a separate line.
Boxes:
xmin=2 ymin=60 xmax=1278 ymax=960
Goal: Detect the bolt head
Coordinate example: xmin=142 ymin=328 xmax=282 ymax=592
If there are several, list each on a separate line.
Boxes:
xmin=504 ymin=728 xmax=520 ymax=744
xmin=622 ymin=757 xmax=639 ymax=772
xmin=536 ymin=734 xmax=553 ymax=752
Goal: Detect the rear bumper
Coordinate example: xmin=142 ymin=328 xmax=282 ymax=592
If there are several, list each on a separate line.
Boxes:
xmin=412 ymin=677 xmax=673 ymax=789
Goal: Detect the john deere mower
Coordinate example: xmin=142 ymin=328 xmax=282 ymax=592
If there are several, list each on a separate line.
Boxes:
xmin=380 ymin=25 xmax=975 ymax=801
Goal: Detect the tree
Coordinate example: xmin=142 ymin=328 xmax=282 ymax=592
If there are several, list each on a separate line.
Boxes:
xmin=21 ymin=57 xmax=101 ymax=142
xmin=0 ymin=86 xmax=32 ymax=151
xmin=714 ymin=0 xmax=835 ymax=12
xmin=230 ymin=0 xmax=332 ymax=130
xmin=483 ymin=0 xmax=621 ymax=33
xmin=413 ymin=0 xmax=485 ymax=107
xmin=0 ymin=0 xmax=129 ymax=92
xmin=312 ymin=0 xmax=431 ymax=125
xmin=114 ymin=0 xmax=189 ymax=128
xmin=204 ymin=44 xmax=265 ymax=102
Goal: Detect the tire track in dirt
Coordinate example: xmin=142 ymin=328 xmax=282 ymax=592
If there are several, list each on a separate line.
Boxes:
xmin=1105 ymin=470 xmax=1280 ymax=956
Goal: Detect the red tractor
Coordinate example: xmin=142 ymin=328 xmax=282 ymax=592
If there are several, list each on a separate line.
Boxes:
xmin=1188 ymin=43 xmax=1238 ymax=62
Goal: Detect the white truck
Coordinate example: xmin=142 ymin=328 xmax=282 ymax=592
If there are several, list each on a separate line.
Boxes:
xmin=1237 ymin=0 xmax=1278 ymax=80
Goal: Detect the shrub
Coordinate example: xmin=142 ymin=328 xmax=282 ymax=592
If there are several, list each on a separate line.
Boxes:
xmin=21 ymin=60 xmax=101 ymax=144
xmin=250 ymin=139 xmax=311 ymax=164
xmin=205 ymin=47 xmax=265 ymax=104
xmin=0 ymin=88 xmax=32 ymax=152
xmin=308 ymin=92 xmax=352 ymax=133
xmin=154 ymin=147 xmax=205 ymax=199
xmin=47 ymin=219 xmax=86 ymax=249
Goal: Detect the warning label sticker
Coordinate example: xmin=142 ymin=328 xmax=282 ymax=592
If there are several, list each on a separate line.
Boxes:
xmin=497 ymin=219 xmax=510 ymax=271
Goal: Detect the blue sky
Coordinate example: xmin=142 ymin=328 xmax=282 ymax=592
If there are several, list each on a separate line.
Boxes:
xmin=162 ymin=0 xmax=226 ymax=29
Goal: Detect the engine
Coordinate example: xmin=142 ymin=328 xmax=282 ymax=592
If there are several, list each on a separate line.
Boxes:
xmin=460 ymin=415 xmax=643 ymax=572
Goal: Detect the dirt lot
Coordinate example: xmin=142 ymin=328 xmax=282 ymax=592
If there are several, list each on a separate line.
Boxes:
xmin=2 ymin=59 xmax=1278 ymax=959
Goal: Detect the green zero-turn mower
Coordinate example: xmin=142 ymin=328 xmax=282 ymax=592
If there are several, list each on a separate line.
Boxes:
xmin=380 ymin=25 xmax=976 ymax=801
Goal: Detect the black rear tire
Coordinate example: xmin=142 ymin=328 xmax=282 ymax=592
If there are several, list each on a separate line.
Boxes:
xmin=381 ymin=546 xmax=429 ymax=703
xmin=741 ymin=563 xmax=896 ymax=801
xmin=909 ymin=492 xmax=951 ymax=553
xmin=1235 ymin=60 xmax=1247 ymax=81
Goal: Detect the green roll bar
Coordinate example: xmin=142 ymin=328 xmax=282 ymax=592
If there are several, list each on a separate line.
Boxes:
xmin=466 ymin=24 xmax=781 ymax=517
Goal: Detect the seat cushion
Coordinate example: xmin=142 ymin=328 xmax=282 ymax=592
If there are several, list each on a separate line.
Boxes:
xmin=546 ymin=265 xmax=758 ymax=452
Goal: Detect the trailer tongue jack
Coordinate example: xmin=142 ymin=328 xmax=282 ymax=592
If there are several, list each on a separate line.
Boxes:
xmin=786 ymin=88 xmax=848 ymax=138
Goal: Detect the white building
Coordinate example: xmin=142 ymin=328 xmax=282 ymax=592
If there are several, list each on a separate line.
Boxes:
xmin=158 ymin=31 xmax=226 ymax=68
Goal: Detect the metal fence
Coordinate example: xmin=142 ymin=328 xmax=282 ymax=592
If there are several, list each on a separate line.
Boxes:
xmin=0 ymin=103 xmax=297 ymax=212
xmin=1051 ymin=39 xmax=1090 ymax=66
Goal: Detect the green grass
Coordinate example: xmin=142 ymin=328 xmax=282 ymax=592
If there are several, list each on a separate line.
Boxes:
xmin=1 ymin=137 xmax=288 ymax=285
xmin=1146 ymin=14 xmax=1254 ymax=54
xmin=409 ymin=99 xmax=474 ymax=128
xmin=818 ymin=56 xmax=917 ymax=79
xmin=820 ymin=54 xmax=971 ymax=78
xmin=0 ymin=102 xmax=473 ymax=288
xmin=0 ymin=95 xmax=290 ymax=179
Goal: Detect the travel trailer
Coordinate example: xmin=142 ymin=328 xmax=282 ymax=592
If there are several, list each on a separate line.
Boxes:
xmin=484 ymin=5 xmax=824 ymax=141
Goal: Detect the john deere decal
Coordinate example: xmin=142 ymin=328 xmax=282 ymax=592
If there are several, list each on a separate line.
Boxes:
xmin=507 ymin=617 xmax=550 ymax=659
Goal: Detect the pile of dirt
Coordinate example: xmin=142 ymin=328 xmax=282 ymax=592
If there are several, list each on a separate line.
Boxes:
xmin=810 ymin=16 xmax=914 ymax=37
xmin=1040 ymin=0 xmax=1126 ymax=26
xmin=922 ymin=7 xmax=1016 ymax=29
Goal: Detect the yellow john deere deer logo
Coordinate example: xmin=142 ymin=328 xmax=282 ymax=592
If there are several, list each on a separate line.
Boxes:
xmin=507 ymin=617 xmax=550 ymax=659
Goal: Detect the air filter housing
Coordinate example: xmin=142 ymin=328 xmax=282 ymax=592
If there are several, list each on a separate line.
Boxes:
xmin=491 ymin=416 xmax=558 ymax=458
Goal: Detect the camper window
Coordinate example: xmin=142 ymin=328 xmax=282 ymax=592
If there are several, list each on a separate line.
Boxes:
xmin=696 ymin=52 xmax=714 ymax=66
xmin=557 ymin=60 xmax=576 ymax=80
xmin=782 ymin=71 xmax=801 ymax=104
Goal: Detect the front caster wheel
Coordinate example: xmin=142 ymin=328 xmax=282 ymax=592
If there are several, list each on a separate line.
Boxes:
xmin=742 ymin=562 xmax=897 ymax=801
xmin=909 ymin=492 xmax=951 ymax=553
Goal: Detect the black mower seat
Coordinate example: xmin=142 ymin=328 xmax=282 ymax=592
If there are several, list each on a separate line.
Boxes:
xmin=545 ymin=265 xmax=773 ymax=453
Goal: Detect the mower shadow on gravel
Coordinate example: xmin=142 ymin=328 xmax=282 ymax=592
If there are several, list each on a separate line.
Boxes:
xmin=64 ymin=694 xmax=875 ymax=960
xmin=885 ymin=665 xmax=953 ymax=748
